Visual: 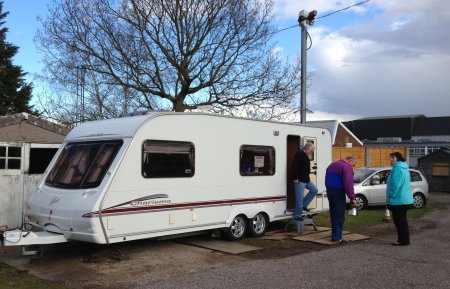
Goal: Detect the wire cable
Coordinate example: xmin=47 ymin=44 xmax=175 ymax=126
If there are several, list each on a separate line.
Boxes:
xmin=272 ymin=0 xmax=371 ymax=35
xmin=317 ymin=0 xmax=371 ymax=19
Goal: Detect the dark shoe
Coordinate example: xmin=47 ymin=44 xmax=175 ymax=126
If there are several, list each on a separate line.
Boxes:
xmin=303 ymin=207 xmax=311 ymax=212
xmin=338 ymin=239 xmax=348 ymax=244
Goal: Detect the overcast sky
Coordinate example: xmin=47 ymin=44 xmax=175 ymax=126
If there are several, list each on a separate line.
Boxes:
xmin=272 ymin=0 xmax=450 ymax=120
xmin=4 ymin=0 xmax=450 ymax=121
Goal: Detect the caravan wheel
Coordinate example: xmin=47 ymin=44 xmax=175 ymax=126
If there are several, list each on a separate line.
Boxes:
xmin=248 ymin=213 xmax=268 ymax=237
xmin=227 ymin=215 xmax=247 ymax=241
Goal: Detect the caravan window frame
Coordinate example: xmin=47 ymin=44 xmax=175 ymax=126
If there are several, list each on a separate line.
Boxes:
xmin=240 ymin=145 xmax=275 ymax=176
xmin=45 ymin=140 xmax=123 ymax=189
xmin=142 ymin=140 xmax=195 ymax=178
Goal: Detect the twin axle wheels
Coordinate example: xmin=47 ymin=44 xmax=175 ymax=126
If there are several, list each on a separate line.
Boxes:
xmin=226 ymin=213 xmax=268 ymax=241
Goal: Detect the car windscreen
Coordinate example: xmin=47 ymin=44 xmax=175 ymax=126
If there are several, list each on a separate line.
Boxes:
xmin=45 ymin=140 xmax=123 ymax=189
xmin=354 ymin=168 xmax=376 ymax=183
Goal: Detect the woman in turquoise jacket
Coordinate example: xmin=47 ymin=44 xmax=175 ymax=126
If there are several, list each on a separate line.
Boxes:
xmin=386 ymin=152 xmax=413 ymax=246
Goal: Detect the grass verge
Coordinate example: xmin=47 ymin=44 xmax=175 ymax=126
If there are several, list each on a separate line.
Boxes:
xmin=314 ymin=204 xmax=433 ymax=232
xmin=0 ymin=262 xmax=70 ymax=289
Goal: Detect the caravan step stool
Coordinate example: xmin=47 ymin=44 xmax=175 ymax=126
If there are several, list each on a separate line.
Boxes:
xmin=284 ymin=213 xmax=318 ymax=234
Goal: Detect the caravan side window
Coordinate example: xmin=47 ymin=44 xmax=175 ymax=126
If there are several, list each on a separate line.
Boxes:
xmin=142 ymin=140 xmax=195 ymax=178
xmin=240 ymin=145 xmax=275 ymax=176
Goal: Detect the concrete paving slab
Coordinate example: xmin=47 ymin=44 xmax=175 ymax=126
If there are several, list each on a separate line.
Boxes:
xmin=265 ymin=230 xmax=299 ymax=237
xmin=343 ymin=233 xmax=370 ymax=241
xmin=292 ymin=231 xmax=369 ymax=245
xmin=261 ymin=235 xmax=287 ymax=240
xmin=309 ymin=238 xmax=338 ymax=245
xmin=178 ymin=238 xmax=262 ymax=254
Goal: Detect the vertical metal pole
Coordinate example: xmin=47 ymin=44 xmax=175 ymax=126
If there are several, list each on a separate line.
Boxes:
xmin=300 ymin=22 xmax=307 ymax=124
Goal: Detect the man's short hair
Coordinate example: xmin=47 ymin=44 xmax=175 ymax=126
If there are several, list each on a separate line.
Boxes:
xmin=302 ymin=142 xmax=315 ymax=150
xmin=345 ymin=156 xmax=355 ymax=162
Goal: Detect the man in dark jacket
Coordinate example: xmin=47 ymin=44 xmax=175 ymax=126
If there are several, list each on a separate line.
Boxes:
xmin=291 ymin=142 xmax=318 ymax=220
xmin=325 ymin=156 xmax=357 ymax=243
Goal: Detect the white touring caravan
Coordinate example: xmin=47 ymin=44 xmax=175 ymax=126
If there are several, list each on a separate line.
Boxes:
xmin=2 ymin=112 xmax=332 ymax=255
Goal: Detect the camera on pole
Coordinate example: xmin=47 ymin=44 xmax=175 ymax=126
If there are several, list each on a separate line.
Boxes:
xmin=298 ymin=10 xmax=317 ymax=26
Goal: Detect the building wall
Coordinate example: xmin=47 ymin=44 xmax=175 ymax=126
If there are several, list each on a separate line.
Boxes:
xmin=418 ymin=152 xmax=450 ymax=192
xmin=334 ymin=125 xmax=363 ymax=147
xmin=412 ymin=135 xmax=450 ymax=142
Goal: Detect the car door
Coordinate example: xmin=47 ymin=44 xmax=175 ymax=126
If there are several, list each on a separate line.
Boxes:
xmin=364 ymin=170 xmax=390 ymax=205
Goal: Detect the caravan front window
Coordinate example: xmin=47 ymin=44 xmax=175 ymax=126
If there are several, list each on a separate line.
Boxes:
xmin=142 ymin=140 xmax=195 ymax=178
xmin=45 ymin=140 xmax=122 ymax=189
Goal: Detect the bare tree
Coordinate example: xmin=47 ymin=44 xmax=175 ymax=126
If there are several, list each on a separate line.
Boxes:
xmin=36 ymin=0 xmax=300 ymax=123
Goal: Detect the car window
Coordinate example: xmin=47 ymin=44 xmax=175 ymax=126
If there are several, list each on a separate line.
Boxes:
xmin=354 ymin=168 xmax=376 ymax=183
xmin=410 ymin=171 xmax=422 ymax=182
xmin=379 ymin=170 xmax=389 ymax=184
xmin=365 ymin=171 xmax=389 ymax=186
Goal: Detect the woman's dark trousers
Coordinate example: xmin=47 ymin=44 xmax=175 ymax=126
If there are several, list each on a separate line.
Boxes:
xmin=389 ymin=204 xmax=410 ymax=245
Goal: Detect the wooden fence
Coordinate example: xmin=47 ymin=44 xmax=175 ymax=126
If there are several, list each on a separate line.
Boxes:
xmin=332 ymin=147 xmax=407 ymax=168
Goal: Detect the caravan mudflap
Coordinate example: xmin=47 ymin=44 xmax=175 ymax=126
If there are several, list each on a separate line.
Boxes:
xmin=2 ymin=229 xmax=68 ymax=246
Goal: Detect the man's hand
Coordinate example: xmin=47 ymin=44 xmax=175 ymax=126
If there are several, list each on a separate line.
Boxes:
xmin=350 ymin=199 xmax=357 ymax=208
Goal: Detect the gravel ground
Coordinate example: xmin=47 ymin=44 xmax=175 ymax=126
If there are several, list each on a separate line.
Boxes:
xmin=1 ymin=193 xmax=449 ymax=289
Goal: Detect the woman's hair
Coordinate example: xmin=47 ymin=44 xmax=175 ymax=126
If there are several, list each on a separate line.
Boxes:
xmin=390 ymin=152 xmax=405 ymax=162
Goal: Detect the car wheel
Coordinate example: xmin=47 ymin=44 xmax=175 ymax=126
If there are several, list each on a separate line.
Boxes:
xmin=248 ymin=213 xmax=268 ymax=237
xmin=355 ymin=194 xmax=368 ymax=210
xmin=227 ymin=215 xmax=247 ymax=241
xmin=413 ymin=193 xmax=426 ymax=209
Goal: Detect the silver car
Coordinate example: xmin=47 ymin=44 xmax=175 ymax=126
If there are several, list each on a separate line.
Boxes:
xmin=351 ymin=167 xmax=429 ymax=210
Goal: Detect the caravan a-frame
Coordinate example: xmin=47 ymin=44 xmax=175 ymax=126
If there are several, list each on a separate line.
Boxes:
xmin=3 ymin=112 xmax=332 ymax=253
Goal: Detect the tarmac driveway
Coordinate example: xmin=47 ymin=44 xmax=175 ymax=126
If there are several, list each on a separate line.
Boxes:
xmin=1 ymin=194 xmax=449 ymax=289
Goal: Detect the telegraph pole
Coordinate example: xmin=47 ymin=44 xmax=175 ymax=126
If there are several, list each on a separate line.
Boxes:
xmin=298 ymin=10 xmax=317 ymax=124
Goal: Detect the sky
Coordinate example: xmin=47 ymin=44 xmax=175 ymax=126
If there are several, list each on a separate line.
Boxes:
xmin=3 ymin=0 xmax=450 ymax=122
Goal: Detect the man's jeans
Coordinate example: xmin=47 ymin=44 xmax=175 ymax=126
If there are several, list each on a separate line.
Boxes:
xmin=294 ymin=181 xmax=318 ymax=218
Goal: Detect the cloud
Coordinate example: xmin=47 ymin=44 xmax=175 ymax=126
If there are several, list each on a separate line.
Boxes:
xmin=274 ymin=0 xmax=450 ymax=118
xmin=273 ymin=0 xmax=369 ymax=20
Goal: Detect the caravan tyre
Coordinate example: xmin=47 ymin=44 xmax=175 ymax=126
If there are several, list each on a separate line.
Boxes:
xmin=248 ymin=213 xmax=268 ymax=237
xmin=227 ymin=215 xmax=247 ymax=241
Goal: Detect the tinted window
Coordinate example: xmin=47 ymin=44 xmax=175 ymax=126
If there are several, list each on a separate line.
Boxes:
xmin=45 ymin=140 xmax=122 ymax=189
xmin=142 ymin=140 xmax=195 ymax=178
xmin=240 ymin=145 xmax=275 ymax=176
xmin=410 ymin=171 xmax=422 ymax=182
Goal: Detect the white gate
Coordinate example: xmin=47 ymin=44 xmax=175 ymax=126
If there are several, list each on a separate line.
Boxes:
xmin=0 ymin=143 xmax=59 ymax=228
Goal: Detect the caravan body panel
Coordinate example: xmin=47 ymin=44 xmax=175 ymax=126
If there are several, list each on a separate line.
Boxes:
xmin=23 ymin=112 xmax=332 ymax=244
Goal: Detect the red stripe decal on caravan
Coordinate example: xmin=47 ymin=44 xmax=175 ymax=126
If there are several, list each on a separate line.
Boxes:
xmin=83 ymin=195 xmax=286 ymax=217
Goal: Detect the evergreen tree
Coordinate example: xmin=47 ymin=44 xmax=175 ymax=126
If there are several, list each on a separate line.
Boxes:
xmin=0 ymin=1 xmax=34 ymax=115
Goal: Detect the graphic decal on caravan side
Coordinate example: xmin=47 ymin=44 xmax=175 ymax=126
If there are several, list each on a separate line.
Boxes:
xmin=83 ymin=195 xmax=286 ymax=217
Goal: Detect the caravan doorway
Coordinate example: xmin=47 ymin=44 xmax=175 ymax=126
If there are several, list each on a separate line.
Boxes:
xmin=286 ymin=135 xmax=300 ymax=210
